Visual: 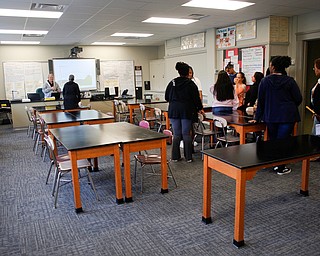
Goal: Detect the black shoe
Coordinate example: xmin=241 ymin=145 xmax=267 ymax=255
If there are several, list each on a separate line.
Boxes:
xmin=277 ymin=167 xmax=291 ymax=175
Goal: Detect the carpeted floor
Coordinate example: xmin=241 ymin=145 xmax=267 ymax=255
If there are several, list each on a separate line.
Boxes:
xmin=1 ymin=124 xmax=320 ymax=256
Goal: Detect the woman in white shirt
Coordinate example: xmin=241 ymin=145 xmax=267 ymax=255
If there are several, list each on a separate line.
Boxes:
xmin=188 ymin=66 xmax=202 ymax=101
xmin=210 ymin=70 xmax=239 ymax=115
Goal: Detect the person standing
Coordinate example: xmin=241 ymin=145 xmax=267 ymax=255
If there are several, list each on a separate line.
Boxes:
xmin=225 ymin=62 xmax=237 ymax=84
xmin=188 ymin=66 xmax=203 ymax=101
xmin=310 ymin=58 xmax=320 ymax=135
xmin=165 ymin=62 xmax=203 ymax=162
xmin=253 ymin=56 xmax=302 ymax=175
xmin=234 ymin=71 xmax=247 ymax=108
xmin=42 ymin=73 xmax=61 ymax=98
xmin=210 ymin=70 xmax=239 ymax=115
xmin=63 ymin=74 xmax=81 ymax=110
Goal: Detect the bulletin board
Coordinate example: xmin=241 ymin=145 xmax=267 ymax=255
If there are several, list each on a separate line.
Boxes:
xmin=223 ymin=46 xmax=265 ymax=84
xmin=100 ymin=60 xmax=135 ymax=96
xmin=3 ymin=62 xmax=46 ymax=100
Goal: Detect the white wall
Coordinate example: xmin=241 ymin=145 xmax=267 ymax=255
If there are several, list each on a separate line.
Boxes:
xmin=0 ymin=45 xmax=158 ymax=99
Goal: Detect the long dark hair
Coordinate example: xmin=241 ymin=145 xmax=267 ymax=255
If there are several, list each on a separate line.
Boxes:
xmin=253 ymin=72 xmax=264 ymax=86
xmin=214 ymin=70 xmax=234 ymax=101
xmin=237 ymin=71 xmax=247 ymax=85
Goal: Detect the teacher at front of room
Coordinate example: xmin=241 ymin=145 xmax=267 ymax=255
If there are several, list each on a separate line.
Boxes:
xmin=42 ymin=73 xmax=61 ymax=98
xmin=63 ymin=74 xmax=81 ymax=110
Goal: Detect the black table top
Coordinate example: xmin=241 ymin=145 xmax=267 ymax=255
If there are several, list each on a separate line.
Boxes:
xmin=203 ymin=135 xmax=320 ymax=169
xmin=32 ymin=105 xmax=62 ymax=112
xmin=41 ymin=110 xmax=113 ymax=124
xmin=49 ymin=122 xmax=168 ymax=151
xmin=205 ymin=112 xmax=256 ymax=126
xmin=41 ymin=112 xmax=77 ymax=124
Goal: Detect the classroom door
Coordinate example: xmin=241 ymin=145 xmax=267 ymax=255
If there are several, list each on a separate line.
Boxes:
xmin=150 ymin=59 xmax=165 ymax=92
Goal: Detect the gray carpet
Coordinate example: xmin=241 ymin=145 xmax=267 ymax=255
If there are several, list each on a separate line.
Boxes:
xmin=1 ymin=124 xmax=320 ymax=256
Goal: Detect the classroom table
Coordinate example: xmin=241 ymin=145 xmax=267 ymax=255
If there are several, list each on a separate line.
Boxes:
xmin=49 ymin=124 xmax=123 ymax=212
xmin=113 ymin=98 xmax=166 ymax=124
xmin=202 ymin=135 xmax=320 ymax=247
xmin=40 ymin=109 xmax=114 ymax=129
xmin=205 ymin=112 xmax=267 ymax=144
xmin=32 ymin=105 xmax=91 ymax=114
xmin=49 ymin=122 xmax=169 ymax=211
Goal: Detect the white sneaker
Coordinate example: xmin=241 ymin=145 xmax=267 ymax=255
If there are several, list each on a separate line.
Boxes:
xmin=193 ymin=141 xmax=198 ymax=147
xmin=180 ymin=141 xmax=184 ymax=148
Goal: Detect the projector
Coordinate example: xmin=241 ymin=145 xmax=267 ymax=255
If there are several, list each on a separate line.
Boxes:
xmin=70 ymin=46 xmax=83 ymax=57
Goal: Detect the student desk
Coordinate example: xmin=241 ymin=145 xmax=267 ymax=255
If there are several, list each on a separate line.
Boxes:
xmin=49 ymin=124 xmax=123 ymax=212
xmin=49 ymin=122 xmax=169 ymax=211
xmin=40 ymin=110 xmax=114 ymax=129
xmin=113 ymin=98 xmax=166 ymax=124
xmin=205 ymin=112 xmax=266 ymax=144
xmin=202 ymin=135 xmax=320 ymax=247
xmin=32 ymin=105 xmax=90 ymax=115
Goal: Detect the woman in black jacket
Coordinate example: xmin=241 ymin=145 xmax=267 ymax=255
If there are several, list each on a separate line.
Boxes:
xmin=165 ymin=62 xmax=203 ymax=162
xmin=63 ymin=74 xmax=81 ymax=110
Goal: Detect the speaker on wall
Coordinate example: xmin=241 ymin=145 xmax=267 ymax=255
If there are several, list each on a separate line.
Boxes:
xmin=96 ymin=59 xmax=100 ymax=75
xmin=144 ymin=81 xmax=150 ymax=90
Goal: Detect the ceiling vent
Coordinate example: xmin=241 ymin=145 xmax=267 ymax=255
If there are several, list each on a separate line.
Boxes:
xmin=188 ymin=14 xmax=209 ymax=20
xmin=31 ymin=3 xmax=67 ymax=12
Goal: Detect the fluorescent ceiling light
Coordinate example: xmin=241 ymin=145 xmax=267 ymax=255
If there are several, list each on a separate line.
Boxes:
xmin=0 ymin=29 xmax=48 ymax=35
xmin=92 ymin=42 xmax=126 ymax=45
xmin=143 ymin=17 xmax=198 ymax=25
xmin=182 ymin=0 xmax=255 ymax=10
xmin=0 ymin=8 xmax=63 ymax=18
xmin=1 ymin=41 xmax=40 ymax=45
xmin=111 ymin=33 xmax=153 ymax=37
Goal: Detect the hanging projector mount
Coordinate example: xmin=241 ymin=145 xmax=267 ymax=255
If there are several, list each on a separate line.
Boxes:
xmin=69 ymin=46 xmax=83 ymax=58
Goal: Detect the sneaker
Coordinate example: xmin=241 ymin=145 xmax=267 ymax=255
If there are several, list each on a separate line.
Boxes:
xmin=193 ymin=141 xmax=198 ymax=147
xmin=277 ymin=167 xmax=291 ymax=175
xmin=273 ymin=166 xmax=279 ymax=171
xmin=172 ymin=158 xmax=182 ymax=162
xmin=186 ymin=159 xmax=193 ymax=163
xmin=180 ymin=141 xmax=184 ymax=148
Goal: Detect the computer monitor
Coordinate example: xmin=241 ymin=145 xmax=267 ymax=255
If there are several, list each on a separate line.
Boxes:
xmin=105 ymin=87 xmax=119 ymax=99
xmin=27 ymin=93 xmax=41 ymax=102
xmin=51 ymin=92 xmax=61 ymax=100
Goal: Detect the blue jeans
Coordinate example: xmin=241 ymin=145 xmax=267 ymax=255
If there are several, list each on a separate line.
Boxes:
xmin=212 ymin=107 xmax=233 ymax=115
xmin=266 ymin=122 xmax=295 ymax=172
xmin=266 ymin=123 xmax=295 ymax=141
xmin=312 ymin=117 xmax=320 ymax=135
xmin=170 ymin=118 xmax=193 ymax=161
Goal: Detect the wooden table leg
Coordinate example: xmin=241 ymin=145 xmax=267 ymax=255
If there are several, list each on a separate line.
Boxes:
xmin=164 ymin=112 xmax=170 ymax=130
xmin=233 ymin=171 xmax=246 ymax=247
xmin=113 ymin=145 xmax=124 ymax=204
xmin=202 ymin=155 xmax=212 ymax=224
xmin=69 ymin=151 xmax=83 ymax=213
xmin=122 ymin=145 xmax=133 ymax=202
xmin=160 ymin=139 xmax=168 ymax=193
xmin=300 ymin=159 xmax=310 ymax=196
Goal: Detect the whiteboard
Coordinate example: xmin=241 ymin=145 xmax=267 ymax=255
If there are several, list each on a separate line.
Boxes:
xmin=100 ymin=60 xmax=135 ymax=96
xmin=3 ymin=62 xmax=45 ymax=100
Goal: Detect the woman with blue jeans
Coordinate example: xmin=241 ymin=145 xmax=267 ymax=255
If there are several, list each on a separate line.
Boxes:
xmin=253 ymin=56 xmax=302 ymax=175
xmin=165 ymin=62 xmax=203 ymax=162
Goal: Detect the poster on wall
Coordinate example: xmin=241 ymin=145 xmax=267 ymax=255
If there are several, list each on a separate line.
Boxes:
xmin=216 ymin=26 xmax=236 ymax=49
xmin=224 ymin=48 xmax=239 ymax=72
xmin=236 ymin=20 xmax=256 ymax=41
xmin=241 ymin=46 xmax=264 ymax=85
